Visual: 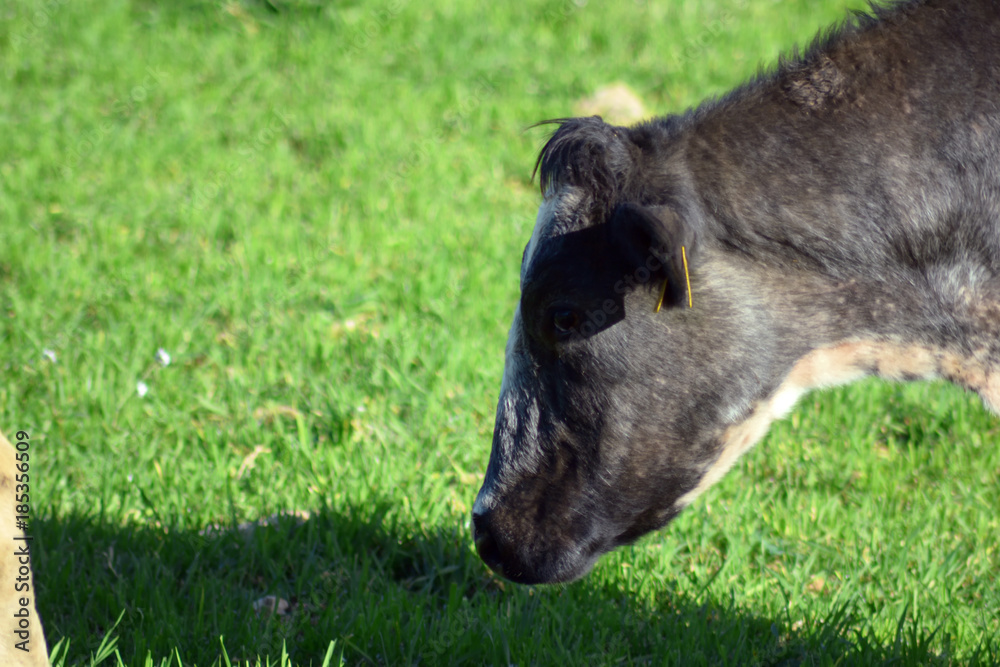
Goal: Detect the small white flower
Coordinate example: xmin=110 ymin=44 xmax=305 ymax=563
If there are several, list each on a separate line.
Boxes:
xmin=156 ymin=348 xmax=171 ymax=366
xmin=42 ymin=349 xmax=57 ymax=363
xmin=136 ymin=381 xmax=149 ymax=397
xmin=127 ymin=474 xmax=133 ymax=483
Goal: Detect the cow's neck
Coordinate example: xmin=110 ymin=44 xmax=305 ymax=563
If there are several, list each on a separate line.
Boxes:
xmin=760 ymin=255 xmax=1000 ymax=415
xmin=675 ymin=256 xmax=1000 ymax=510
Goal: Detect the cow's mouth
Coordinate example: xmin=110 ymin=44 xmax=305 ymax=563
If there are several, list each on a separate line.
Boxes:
xmin=471 ymin=507 xmax=614 ymax=584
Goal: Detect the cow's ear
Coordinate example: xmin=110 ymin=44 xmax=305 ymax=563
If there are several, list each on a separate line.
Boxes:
xmin=610 ymin=202 xmax=697 ymax=309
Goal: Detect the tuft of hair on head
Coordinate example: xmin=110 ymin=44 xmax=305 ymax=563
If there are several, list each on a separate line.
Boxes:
xmin=531 ymin=117 xmax=637 ymax=212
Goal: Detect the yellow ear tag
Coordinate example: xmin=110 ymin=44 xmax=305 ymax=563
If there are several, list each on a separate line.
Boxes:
xmin=654 ymin=278 xmax=668 ymax=313
xmin=654 ymin=246 xmax=693 ymax=313
xmin=682 ymin=245 xmax=692 ymax=308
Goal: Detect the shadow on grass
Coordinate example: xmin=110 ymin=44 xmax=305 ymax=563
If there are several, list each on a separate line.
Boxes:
xmin=33 ymin=499 xmax=999 ymax=666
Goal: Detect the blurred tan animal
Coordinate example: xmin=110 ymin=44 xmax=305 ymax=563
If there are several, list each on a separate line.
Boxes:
xmin=574 ymin=82 xmax=647 ymax=126
xmin=0 ymin=430 xmax=48 ymax=666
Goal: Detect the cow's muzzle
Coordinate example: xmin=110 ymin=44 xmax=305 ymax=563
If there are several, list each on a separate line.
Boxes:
xmin=471 ymin=507 xmax=510 ymax=580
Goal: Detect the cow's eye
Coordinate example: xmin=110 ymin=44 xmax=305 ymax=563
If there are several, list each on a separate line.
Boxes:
xmin=550 ymin=309 xmax=580 ymax=337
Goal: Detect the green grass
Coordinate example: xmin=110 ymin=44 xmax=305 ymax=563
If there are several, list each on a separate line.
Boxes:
xmin=2 ymin=0 xmax=998 ymax=664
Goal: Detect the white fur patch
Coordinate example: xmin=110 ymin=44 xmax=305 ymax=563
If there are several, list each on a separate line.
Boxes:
xmin=521 ymin=198 xmax=557 ymax=285
xmin=475 ymin=305 xmax=542 ymax=512
xmin=675 ymin=339 xmax=951 ymax=509
xmin=521 ymin=188 xmax=583 ymax=285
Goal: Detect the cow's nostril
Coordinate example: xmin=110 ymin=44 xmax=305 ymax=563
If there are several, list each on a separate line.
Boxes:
xmin=471 ymin=510 xmax=489 ymax=548
xmin=471 ymin=510 xmax=504 ymax=576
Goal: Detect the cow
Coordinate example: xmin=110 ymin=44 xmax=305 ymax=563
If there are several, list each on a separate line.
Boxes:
xmin=471 ymin=0 xmax=1000 ymax=585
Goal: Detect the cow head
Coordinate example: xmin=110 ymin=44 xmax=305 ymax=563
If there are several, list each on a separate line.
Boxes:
xmin=471 ymin=117 xmax=791 ymax=584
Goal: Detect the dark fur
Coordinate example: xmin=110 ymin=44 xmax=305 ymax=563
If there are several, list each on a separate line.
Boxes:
xmin=473 ymin=0 xmax=1000 ymax=585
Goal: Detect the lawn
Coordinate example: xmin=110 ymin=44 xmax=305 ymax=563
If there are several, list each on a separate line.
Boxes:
xmin=1 ymin=0 xmax=999 ymax=664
